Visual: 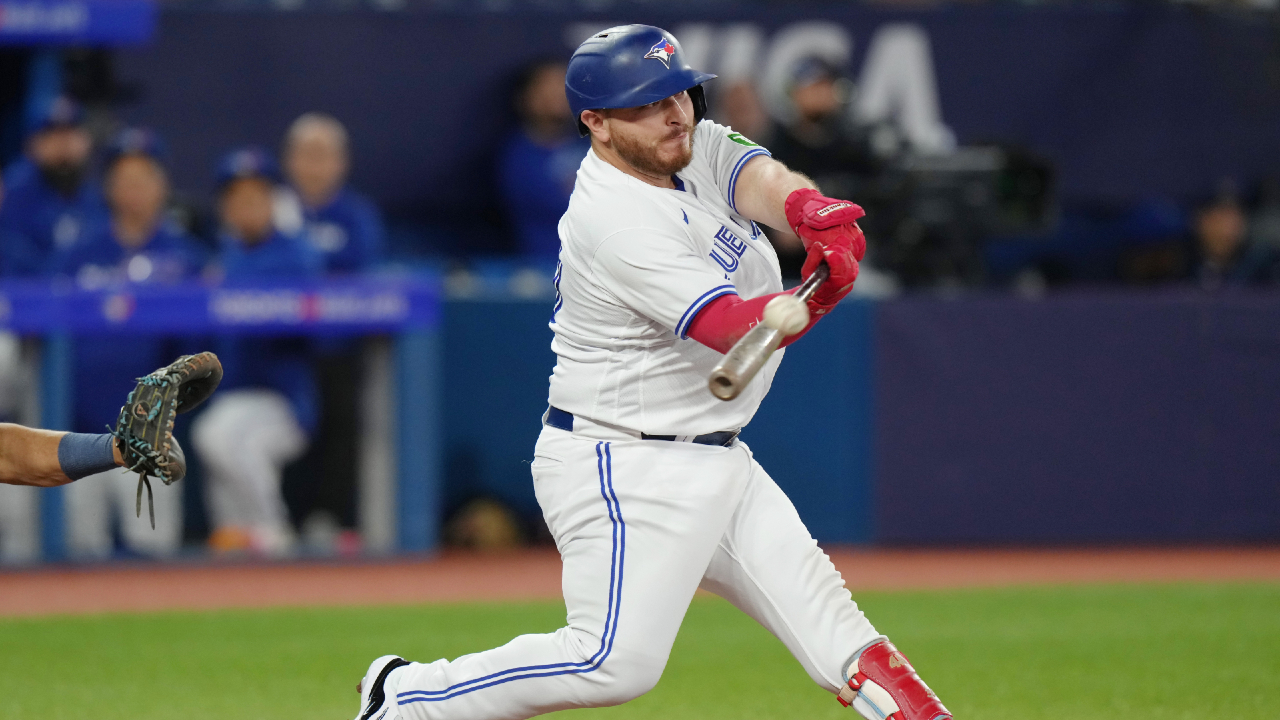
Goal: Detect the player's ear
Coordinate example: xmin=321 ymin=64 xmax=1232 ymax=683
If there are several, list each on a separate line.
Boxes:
xmin=580 ymin=109 xmax=610 ymax=143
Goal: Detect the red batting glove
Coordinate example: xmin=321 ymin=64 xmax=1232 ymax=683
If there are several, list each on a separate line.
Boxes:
xmin=784 ymin=187 xmax=868 ymax=263
xmin=807 ymin=244 xmax=859 ymax=316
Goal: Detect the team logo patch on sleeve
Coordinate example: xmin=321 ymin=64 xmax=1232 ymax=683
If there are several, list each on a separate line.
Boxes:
xmin=727 ymin=132 xmax=759 ymax=147
xmin=644 ymin=39 xmax=676 ymax=68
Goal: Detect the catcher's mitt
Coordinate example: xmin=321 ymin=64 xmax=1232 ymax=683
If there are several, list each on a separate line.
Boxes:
xmin=113 ymin=352 xmax=223 ymax=528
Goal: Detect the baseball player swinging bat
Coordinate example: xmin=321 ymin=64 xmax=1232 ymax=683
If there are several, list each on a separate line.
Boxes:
xmin=352 ymin=24 xmax=950 ymax=720
xmin=708 ymin=262 xmax=830 ymax=400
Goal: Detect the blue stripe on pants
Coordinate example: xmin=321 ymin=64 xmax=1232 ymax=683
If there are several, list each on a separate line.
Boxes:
xmin=398 ymin=442 xmax=625 ymax=704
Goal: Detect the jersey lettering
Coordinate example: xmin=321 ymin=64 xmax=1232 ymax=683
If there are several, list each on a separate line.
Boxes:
xmin=548 ymin=121 xmax=784 ymax=434
xmin=709 ymin=226 xmax=747 ymax=273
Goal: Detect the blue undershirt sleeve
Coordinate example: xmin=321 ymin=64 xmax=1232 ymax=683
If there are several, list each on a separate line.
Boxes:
xmin=56 ymin=432 xmax=118 ymax=481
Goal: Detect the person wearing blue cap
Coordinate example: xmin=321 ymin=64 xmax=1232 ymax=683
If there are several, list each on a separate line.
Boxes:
xmin=0 ymin=96 xmax=105 ymax=561
xmin=57 ymin=127 xmax=209 ymax=560
xmin=191 ymin=147 xmax=322 ymax=557
xmin=57 ymin=128 xmax=208 ymax=285
xmin=0 ymin=95 xmax=106 ymax=277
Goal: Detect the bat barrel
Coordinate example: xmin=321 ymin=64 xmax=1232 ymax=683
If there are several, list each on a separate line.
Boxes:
xmin=708 ymin=326 xmax=785 ymax=401
xmin=706 ymin=263 xmax=831 ymax=402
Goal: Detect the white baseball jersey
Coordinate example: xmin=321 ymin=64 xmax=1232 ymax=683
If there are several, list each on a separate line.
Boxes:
xmin=547 ymin=119 xmax=782 ymax=436
xmin=386 ymin=117 xmax=882 ymax=720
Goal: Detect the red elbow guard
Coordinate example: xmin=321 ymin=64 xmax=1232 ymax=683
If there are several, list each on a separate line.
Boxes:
xmin=686 ymin=290 xmax=821 ymax=354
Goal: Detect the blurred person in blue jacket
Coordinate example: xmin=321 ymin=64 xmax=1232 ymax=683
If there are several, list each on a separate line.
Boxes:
xmin=1189 ymin=190 xmax=1280 ymax=290
xmin=191 ymin=147 xmax=322 ymax=557
xmin=277 ymin=113 xmax=383 ymax=549
xmin=57 ymin=128 xmax=207 ymax=286
xmin=0 ymin=172 xmax=38 ymax=564
xmin=0 ymin=160 xmax=35 ymax=564
xmin=277 ymin=113 xmax=384 ymax=274
xmin=0 ymin=96 xmax=105 ymax=277
xmin=58 ymin=128 xmax=208 ymax=560
xmin=497 ymin=60 xmax=589 ymax=260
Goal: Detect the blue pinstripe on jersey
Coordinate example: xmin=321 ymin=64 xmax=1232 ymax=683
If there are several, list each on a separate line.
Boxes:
xmin=397 ymin=442 xmax=625 ymax=705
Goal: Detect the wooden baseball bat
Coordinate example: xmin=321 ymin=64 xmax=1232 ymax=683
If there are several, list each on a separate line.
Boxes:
xmin=707 ymin=263 xmax=830 ymax=401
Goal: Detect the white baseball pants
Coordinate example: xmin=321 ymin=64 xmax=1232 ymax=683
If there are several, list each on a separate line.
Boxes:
xmin=0 ymin=332 xmax=37 ymax=565
xmin=392 ymin=425 xmax=880 ymax=720
xmin=0 ymin=483 xmax=39 ymax=564
xmin=191 ymin=389 xmax=307 ymax=552
xmin=65 ymin=466 xmax=183 ymax=559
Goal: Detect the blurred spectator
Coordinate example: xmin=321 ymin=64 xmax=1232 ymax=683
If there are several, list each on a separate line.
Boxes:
xmin=192 ymin=147 xmax=322 ymax=557
xmin=0 ymin=96 xmax=105 ymax=277
xmin=1246 ymin=177 xmax=1280 ymax=252
xmin=0 ymin=162 xmax=35 ymax=565
xmin=59 ymin=128 xmax=206 ymax=559
xmin=765 ymin=58 xmax=883 ymax=278
xmin=497 ymin=59 xmax=589 ymax=260
xmin=767 ymin=58 xmax=881 ymax=201
xmin=57 ymin=128 xmax=206 ymax=286
xmin=1115 ymin=198 xmax=1192 ymax=286
xmin=278 ymin=112 xmax=384 ymax=273
xmin=279 ymin=112 xmax=381 ymax=547
xmin=1189 ymin=191 xmax=1278 ymax=289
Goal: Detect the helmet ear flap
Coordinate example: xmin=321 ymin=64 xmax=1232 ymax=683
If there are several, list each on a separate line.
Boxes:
xmin=689 ymin=84 xmax=707 ymax=123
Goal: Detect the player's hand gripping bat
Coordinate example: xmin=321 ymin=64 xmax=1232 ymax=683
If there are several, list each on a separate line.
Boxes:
xmin=707 ymin=263 xmax=830 ymax=401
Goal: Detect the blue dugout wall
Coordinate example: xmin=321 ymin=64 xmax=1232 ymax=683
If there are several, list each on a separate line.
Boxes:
xmin=14 ymin=285 xmax=1278 ymax=551
xmin=442 ymin=298 xmax=876 ymax=545
xmin=442 ymin=291 xmax=1280 ymax=546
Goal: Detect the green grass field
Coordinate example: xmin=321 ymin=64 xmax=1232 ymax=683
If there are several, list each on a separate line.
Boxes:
xmin=2 ymin=582 xmax=1277 ymax=719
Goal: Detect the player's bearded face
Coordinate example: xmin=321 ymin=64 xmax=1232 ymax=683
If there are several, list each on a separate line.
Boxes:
xmin=605 ymin=92 xmax=696 ymax=178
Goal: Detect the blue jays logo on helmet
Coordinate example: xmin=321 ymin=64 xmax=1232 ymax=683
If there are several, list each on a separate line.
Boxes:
xmin=565 ymin=24 xmax=717 ymax=137
xmin=643 ymin=38 xmax=677 ymax=69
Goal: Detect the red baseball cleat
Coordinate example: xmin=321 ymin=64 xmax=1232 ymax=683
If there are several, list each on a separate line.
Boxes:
xmin=837 ymin=640 xmax=951 ymax=720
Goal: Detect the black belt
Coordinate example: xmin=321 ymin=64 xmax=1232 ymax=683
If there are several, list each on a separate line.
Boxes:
xmin=544 ymin=406 xmax=738 ymax=447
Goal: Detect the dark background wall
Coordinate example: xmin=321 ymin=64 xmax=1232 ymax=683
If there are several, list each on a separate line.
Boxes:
xmin=111 ymin=6 xmax=1280 ymax=252
xmin=874 ymin=291 xmax=1280 ymax=544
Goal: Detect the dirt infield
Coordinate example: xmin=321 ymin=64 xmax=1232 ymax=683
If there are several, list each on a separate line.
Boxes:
xmin=1 ymin=547 xmax=1277 ymax=618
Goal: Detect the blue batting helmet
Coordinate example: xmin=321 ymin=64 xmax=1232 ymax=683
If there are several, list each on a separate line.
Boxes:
xmin=566 ymin=25 xmax=716 ymax=137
